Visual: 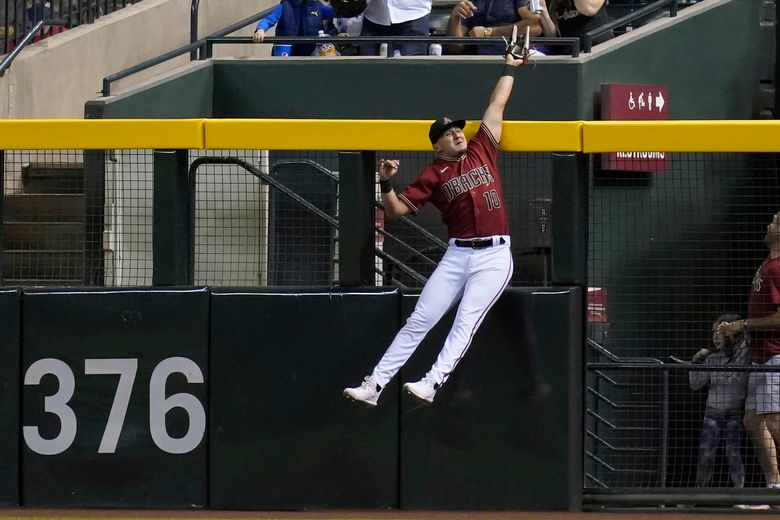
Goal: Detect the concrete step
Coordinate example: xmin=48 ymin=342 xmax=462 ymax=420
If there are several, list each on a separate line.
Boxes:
xmin=2 ymin=278 xmax=84 ymax=286
xmin=3 ymin=250 xmax=85 ymax=280
xmin=3 ymin=222 xmax=84 ymax=251
xmin=3 ymin=194 xmax=84 ymax=223
xmin=22 ymin=162 xmax=84 ymax=194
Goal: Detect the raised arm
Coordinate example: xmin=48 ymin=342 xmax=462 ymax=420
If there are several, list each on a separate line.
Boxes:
xmin=481 ymin=51 xmax=527 ymax=143
xmin=536 ymin=0 xmax=558 ymax=36
xmin=719 ymin=308 xmax=780 ymax=334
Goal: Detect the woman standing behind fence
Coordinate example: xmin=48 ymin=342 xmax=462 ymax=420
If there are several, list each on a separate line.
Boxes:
xmin=689 ymin=314 xmax=750 ymax=489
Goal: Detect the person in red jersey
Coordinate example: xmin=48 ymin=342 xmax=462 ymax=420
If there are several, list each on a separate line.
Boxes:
xmin=720 ymin=211 xmax=780 ymax=491
xmin=344 ymin=49 xmax=528 ymax=406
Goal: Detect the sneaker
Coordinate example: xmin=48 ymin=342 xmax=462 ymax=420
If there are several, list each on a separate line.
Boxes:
xmin=734 ymin=504 xmax=771 ymax=510
xmin=343 ymin=376 xmax=382 ymax=406
xmin=403 ymin=373 xmax=439 ymax=404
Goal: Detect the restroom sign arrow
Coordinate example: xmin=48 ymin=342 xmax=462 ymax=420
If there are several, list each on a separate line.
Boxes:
xmin=601 ymin=83 xmax=670 ymax=171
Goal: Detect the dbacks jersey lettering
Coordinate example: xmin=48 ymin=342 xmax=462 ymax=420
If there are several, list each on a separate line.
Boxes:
xmin=748 ymin=256 xmax=780 ymax=363
xmin=398 ymin=124 xmax=509 ymax=239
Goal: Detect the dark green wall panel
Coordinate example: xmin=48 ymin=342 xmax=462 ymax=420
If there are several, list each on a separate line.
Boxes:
xmin=85 ymin=62 xmax=214 ymax=119
xmin=209 ymin=288 xmax=401 ymax=509
xmin=21 ymin=288 xmax=209 ymax=508
xmin=212 ymin=59 xmax=579 ymax=120
xmin=582 ymin=0 xmax=761 ymax=119
xmin=0 ymin=288 xmax=20 ymax=506
xmin=88 ymin=0 xmax=761 ymax=121
xmin=399 ymin=287 xmax=582 ymax=510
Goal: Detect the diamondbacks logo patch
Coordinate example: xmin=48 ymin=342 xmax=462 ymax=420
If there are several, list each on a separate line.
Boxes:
xmin=753 ymin=268 xmax=763 ymax=293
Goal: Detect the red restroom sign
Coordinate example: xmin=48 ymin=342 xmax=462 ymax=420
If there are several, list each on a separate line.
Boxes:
xmin=601 ymin=83 xmax=669 ymax=172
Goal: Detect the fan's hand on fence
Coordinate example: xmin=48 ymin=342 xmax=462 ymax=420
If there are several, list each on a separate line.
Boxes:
xmin=692 ymin=348 xmax=711 ymax=363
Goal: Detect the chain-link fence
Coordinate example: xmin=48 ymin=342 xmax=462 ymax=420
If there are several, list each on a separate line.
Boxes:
xmin=5 ymin=119 xmax=780 ymax=506
xmin=586 ymin=152 xmax=780 ymax=499
xmin=2 ymin=148 xmax=556 ymax=288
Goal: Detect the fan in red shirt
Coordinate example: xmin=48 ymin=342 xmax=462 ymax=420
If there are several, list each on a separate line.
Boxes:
xmin=720 ymin=210 xmax=780 ymax=489
xmin=344 ymin=47 xmax=529 ymax=407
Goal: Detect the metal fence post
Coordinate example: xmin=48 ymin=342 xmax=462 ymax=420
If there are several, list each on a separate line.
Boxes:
xmin=83 ymin=149 xmax=105 ymax=285
xmin=659 ymin=369 xmax=669 ymax=488
xmin=190 ymin=0 xmax=201 ymax=60
xmin=153 ymin=149 xmax=191 ymax=286
xmin=0 ymin=150 xmax=4 ymax=284
xmin=552 ymin=151 xmax=588 ymax=286
xmin=338 ymin=151 xmax=376 ymax=286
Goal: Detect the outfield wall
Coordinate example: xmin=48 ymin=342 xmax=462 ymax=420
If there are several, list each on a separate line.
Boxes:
xmin=0 ymin=286 xmax=581 ymax=510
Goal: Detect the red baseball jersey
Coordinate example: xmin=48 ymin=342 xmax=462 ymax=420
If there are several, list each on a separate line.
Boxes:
xmin=397 ymin=124 xmax=509 ymax=239
xmin=748 ymin=256 xmax=780 ymax=363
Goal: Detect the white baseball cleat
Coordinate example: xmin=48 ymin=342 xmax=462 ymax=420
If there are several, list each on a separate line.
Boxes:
xmin=403 ymin=373 xmax=439 ymax=404
xmin=343 ymin=376 xmax=382 ymax=406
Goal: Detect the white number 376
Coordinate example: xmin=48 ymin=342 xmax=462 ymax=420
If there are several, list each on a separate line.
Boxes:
xmin=23 ymin=357 xmax=206 ymax=456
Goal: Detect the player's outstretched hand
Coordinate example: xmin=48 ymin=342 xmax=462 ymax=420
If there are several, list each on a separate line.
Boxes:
xmin=503 ymin=26 xmax=530 ymax=67
xmin=504 ymin=50 xmax=528 ymax=68
xmin=379 ymin=159 xmax=400 ymax=181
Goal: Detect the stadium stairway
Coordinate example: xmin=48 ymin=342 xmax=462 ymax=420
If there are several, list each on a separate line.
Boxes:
xmin=2 ymin=163 xmax=85 ymax=286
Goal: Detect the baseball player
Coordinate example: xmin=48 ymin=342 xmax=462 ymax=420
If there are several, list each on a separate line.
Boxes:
xmin=344 ymin=38 xmax=530 ymax=406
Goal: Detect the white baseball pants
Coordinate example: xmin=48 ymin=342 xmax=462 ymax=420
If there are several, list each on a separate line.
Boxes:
xmin=371 ymin=235 xmax=513 ymax=387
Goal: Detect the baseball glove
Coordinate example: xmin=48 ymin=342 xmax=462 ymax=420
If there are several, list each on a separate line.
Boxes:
xmin=504 ymin=25 xmax=531 ymax=62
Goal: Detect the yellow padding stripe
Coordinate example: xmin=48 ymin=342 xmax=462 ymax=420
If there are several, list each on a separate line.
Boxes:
xmin=500 ymin=121 xmax=582 ymax=152
xmin=582 ymin=120 xmax=780 ymax=153
xmin=0 ymin=119 xmax=205 ymax=150
xmin=3 ymin=119 xmax=779 ymax=153
xmin=205 ymin=119 xmax=583 ymax=151
xmin=206 ymin=119 xmax=435 ymax=151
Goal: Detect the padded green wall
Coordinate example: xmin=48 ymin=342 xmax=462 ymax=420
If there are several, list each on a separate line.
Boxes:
xmin=399 ymin=287 xmax=582 ymax=510
xmin=208 ymin=288 xmax=402 ymax=509
xmin=0 ymin=288 xmax=19 ymax=506
xmin=21 ymin=288 xmax=209 ymax=508
xmin=1 ymin=286 xmax=581 ymax=509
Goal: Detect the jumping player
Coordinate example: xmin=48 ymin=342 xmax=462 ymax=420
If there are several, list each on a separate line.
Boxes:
xmin=343 ymin=44 xmax=529 ymax=406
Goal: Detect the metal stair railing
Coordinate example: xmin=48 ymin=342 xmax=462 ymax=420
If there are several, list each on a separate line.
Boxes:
xmin=585 ymin=339 xmax=669 ymax=488
xmin=0 ymin=18 xmax=67 ymax=76
xmin=582 ymin=0 xmax=678 ymax=52
xmin=187 ymin=156 xmax=445 ymax=288
xmin=102 ymin=7 xmax=275 ymax=96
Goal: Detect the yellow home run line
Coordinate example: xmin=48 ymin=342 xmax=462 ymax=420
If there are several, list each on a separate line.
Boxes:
xmin=1 ymin=119 xmax=780 ymax=152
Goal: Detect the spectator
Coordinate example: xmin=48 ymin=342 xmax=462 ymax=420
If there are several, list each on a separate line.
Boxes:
xmin=689 ymin=314 xmax=749 ymax=490
xmin=358 ymin=0 xmax=431 ymax=56
xmin=720 ymin=210 xmax=780 ymax=496
xmin=445 ymin=0 xmax=542 ymax=56
xmin=253 ymin=0 xmax=338 ymax=56
xmin=537 ymin=0 xmax=613 ymax=53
